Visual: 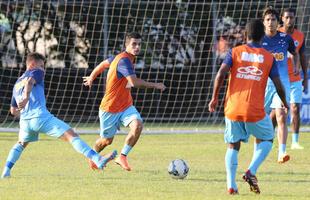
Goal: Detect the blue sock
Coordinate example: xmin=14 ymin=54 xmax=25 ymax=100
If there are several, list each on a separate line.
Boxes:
xmin=70 ymin=137 xmax=101 ymax=165
xmin=292 ymin=133 xmax=299 ymax=143
xmin=2 ymin=143 xmax=24 ymax=175
xmin=279 ymin=144 xmax=286 ymax=156
xmin=121 ymin=144 xmax=132 ymax=156
xmin=248 ymin=141 xmax=272 ymax=175
xmin=225 ymin=148 xmax=238 ymax=190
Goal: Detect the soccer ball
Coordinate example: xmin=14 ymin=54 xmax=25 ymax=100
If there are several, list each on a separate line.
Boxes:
xmin=168 ymin=159 xmax=189 ymax=179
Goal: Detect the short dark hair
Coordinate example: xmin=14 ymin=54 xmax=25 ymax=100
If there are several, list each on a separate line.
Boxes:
xmin=26 ymin=52 xmax=45 ymax=63
xmin=125 ymin=32 xmax=142 ymax=43
xmin=281 ymin=8 xmax=295 ymax=17
xmin=262 ymin=6 xmax=279 ymax=21
xmin=246 ymin=19 xmax=265 ymax=42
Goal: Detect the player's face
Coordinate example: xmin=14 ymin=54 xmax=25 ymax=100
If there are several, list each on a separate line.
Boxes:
xmin=126 ymin=38 xmax=141 ymax=56
xmin=263 ymin=14 xmax=278 ymax=33
xmin=282 ymin=12 xmax=295 ymax=28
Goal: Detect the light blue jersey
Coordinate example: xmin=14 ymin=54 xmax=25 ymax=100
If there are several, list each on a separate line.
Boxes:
xmin=263 ymin=32 xmax=295 ymax=111
xmin=11 ymin=68 xmax=71 ymax=141
xmin=11 ymin=69 xmax=50 ymax=119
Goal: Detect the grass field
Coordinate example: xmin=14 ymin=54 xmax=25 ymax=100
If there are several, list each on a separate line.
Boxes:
xmin=0 ymin=132 xmax=310 ymax=200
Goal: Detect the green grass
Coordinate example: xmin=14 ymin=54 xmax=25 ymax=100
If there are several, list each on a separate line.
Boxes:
xmin=0 ymin=132 xmax=310 ymax=199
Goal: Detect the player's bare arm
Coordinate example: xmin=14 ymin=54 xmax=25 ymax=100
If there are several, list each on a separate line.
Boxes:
xmin=18 ymin=77 xmax=36 ymax=110
xmin=290 ymin=50 xmax=300 ymax=75
xmin=271 ymin=76 xmax=289 ymax=109
xmin=209 ymin=63 xmax=230 ymax=112
xmin=300 ymin=51 xmax=308 ymax=92
xmin=126 ymin=75 xmax=166 ymax=91
xmin=83 ymin=59 xmax=110 ymax=87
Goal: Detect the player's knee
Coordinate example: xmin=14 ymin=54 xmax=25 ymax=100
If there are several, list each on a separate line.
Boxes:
xmin=130 ymin=120 xmax=143 ymax=133
xmin=18 ymin=141 xmax=29 ymax=148
xmin=98 ymin=138 xmax=113 ymax=146
xmin=290 ymin=104 xmax=299 ymax=115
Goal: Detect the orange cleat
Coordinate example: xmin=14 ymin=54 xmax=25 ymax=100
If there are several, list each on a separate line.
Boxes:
xmin=227 ymin=188 xmax=239 ymax=195
xmin=278 ymin=153 xmax=290 ymax=164
xmin=115 ymin=154 xmax=131 ymax=171
xmin=88 ymin=159 xmax=99 ymax=170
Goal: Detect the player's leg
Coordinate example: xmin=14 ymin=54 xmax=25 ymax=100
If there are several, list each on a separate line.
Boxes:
xmin=1 ymin=141 xmax=29 ymax=178
xmin=269 ymin=109 xmax=277 ymax=128
xmin=1 ymin=119 xmax=37 ymax=178
xmin=290 ymin=103 xmax=303 ymax=149
xmin=245 ymin=115 xmax=274 ymax=194
xmin=290 ymin=81 xmax=303 ymax=149
xmin=225 ymin=142 xmax=240 ymax=195
xmin=115 ymin=106 xmax=143 ymax=171
xmin=224 ymin=117 xmax=249 ymax=195
xmin=275 ymin=108 xmax=290 ymax=163
xmin=42 ymin=115 xmax=117 ymax=170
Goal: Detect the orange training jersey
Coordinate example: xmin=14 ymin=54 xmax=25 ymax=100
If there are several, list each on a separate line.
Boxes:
xmin=100 ymin=52 xmax=135 ymax=113
xmin=278 ymin=27 xmax=305 ymax=82
xmin=224 ymin=44 xmax=275 ymax=122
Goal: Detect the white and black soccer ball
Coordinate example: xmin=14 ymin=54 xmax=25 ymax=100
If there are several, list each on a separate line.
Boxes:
xmin=168 ymin=159 xmax=189 ymax=179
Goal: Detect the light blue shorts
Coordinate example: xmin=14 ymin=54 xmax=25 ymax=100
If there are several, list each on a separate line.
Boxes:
xmin=290 ymin=80 xmax=302 ymax=104
xmin=99 ymin=106 xmax=143 ymax=138
xmin=19 ymin=114 xmax=71 ymax=142
xmin=264 ymin=83 xmax=290 ymax=114
xmin=224 ymin=115 xmax=274 ymax=144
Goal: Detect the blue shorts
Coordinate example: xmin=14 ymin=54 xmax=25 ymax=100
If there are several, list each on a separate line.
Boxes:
xmin=224 ymin=115 xmax=274 ymax=144
xmin=99 ymin=106 xmax=143 ymax=138
xmin=19 ymin=114 xmax=71 ymax=142
xmin=264 ymin=83 xmax=290 ymax=114
xmin=290 ymin=80 xmax=302 ymax=104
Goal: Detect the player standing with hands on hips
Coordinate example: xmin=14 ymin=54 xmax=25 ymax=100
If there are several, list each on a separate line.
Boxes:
xmin=209 ymin=19 xmax=288 ymax=195
xmin=83 ymin=32 xmax=166 ymax=171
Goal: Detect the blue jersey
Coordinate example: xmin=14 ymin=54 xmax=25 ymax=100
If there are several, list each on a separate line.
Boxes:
xmin=11 ymin=69 xmax=50 ymax=119
xmin=262 ymin=31 xmax=295 ymax=87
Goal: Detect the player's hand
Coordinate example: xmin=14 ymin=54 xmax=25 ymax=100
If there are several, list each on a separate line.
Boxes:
xmin=281 ymin=102 xmax=289 ymax=114
xmin=293 ymin=66 xmax=300 ymax=75
xmin=18 ymin=97 xmax=29 ymax=110
xmin=155 ymin=83 xmax=166 ymax=91
xmin=83 ymin=76 xmax=93 ymax=88
xmin=302 ymin=78 xmax=308 ymax=94
xmin=208 ymin=99 xmax=218 ymax=112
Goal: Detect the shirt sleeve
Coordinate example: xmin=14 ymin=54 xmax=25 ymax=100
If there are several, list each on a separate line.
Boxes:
xmin=117 ymin=57 xmax=135 ymax=78
xmin=287 ymin=35 xmax=296 ymax=54
xmin=299 ymin=38 xmax=305 ymax=54
xmin=222 ymin=49 xmax=233 ymax=68
xmin=269 ymin=58 xmax=280 ymax=79
xmin=107 ymin=56 xmax=115 ymax=64
xmin=30 ymin=69 xmax=44 ymax=84
xmin=11 ymin=95 xmax=17 ymax=107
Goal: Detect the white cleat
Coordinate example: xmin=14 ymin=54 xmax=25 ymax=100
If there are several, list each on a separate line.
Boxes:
xmin=1 ymin=170 xmax=11 ymax=179
xmin=291 ymin=143 xmax=304 ymax=150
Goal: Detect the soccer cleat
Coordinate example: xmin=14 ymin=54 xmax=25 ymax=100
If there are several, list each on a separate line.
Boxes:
xmin=1 ymin=170 xmax=11 ymax=179
xmin=242 ymin=170 xmax=260 ymax=194
xmin=115 ymin=154 xmax=131 ymax=171
xmin=277 ymin=153 xmax=290 ymax=164
xmin=96 ymin=150 xmax=118 ymax=170
xmin=227 ymin=188 xmax=239 ymax=195
xmin=291 ymin=143 xmax=304 ymax=150
xmin=88 ymin=159 xmax=99 ymax=170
